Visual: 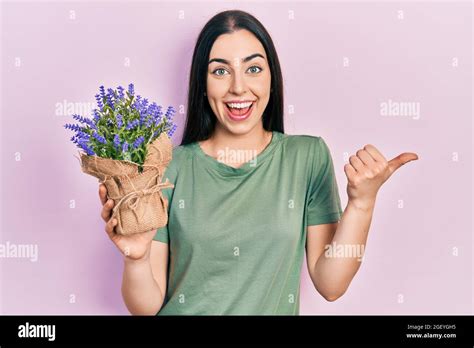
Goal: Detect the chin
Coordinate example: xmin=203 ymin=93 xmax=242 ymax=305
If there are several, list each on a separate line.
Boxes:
xmin=218 ymin=115 xmax=260 ymax=135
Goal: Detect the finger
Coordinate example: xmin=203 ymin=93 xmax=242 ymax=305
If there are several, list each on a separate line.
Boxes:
xmin=356 ymin=149 xmax=376 ymax=166
xmin=349 ymin=155 xmax=365 ymax=172
xmin=105 ymin=218 xmax=118 ymax=239
xmin=363 ymin=144 xmax=387 ymax=163
xmin=142 ymin=229 xmax=158 ymax=241
xmin=388 ymin=152 xmax=419 ymax=173
xmin=99 ymin=184 xmax=108 ymax=206
xmin=101 ymin=200 xmax=114 ymax=222
xmin=344 ymin=163 xmax=357 ymax=181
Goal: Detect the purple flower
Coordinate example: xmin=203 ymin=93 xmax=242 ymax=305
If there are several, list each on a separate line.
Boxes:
xmin=154 ymin=116 xmax=163 ymax=127
xmin=145 ymin=116 xmax=154 ymax=128
xmin=165 ymin=106 xmax=176 ymax=121
xmin=132 ymin=136 xmax=145 ymax=149
xmin=70 ymin=135 xmax=81 ymax=145
xmin=122 ymin=141 xmax=129 ymax=153
xmin=117 ymin=86 xmax=125 ymax=99
xmin=72 ymin=114 xmax=95 ymax=128
xmin=80 ymin=143 xmax=95 ymax=156
xmin=92 ymin=131 xmax=106 ymax=144
xmin=125 ymin=119 xmax=139 ymax=130
xmin=116 ymin=113 xmax=123 ymax=128
xmin=75 ymin=136 xmax=95 ymax=155
xmin=147 ymin=102 xmax=156 ymax=115
xmin=139 ymin=109 xmax=147 ymax=126
xmin=113 ymin=134 xmax=121 ymax=150
xmin=64 ymin=123 xmax=82 ymax=132
xmin=92 ymin=109 xmax=101 ymax=123
xmin=132 ymin=95 xmax=142 ymax=110
xmin=152 ymin=105 xmax=163 ymax=125
xmin=106 ymin=88 xmax=115 ymax=108
xmin=128 ymin=83 xmax=134 ymax=96
xmin=76 ymin=130 xmax=90 ymax=141
xmin=167 ymin=124 xmax=177 ymax=137
xmin=95 ymin=94 xmax=104 ymax=110
xmin=66 ymin=84 xmax=178 ymax=161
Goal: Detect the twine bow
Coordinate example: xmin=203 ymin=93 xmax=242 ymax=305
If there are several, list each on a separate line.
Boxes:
xmin=74 ymin=132 xmax=174 ymax=235
xmin=110 ymin=177 xmax=174 ymax=217
xmin=106 ymin=160 xmax=175 ymax=221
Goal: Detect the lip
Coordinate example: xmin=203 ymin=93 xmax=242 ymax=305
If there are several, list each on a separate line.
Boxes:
xmin=224 ymin=101 xmax=255 ymax=121
xmin=224 ymin=99 xmax=256 ymax=103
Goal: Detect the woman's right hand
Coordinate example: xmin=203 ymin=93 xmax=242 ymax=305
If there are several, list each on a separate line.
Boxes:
xmin=99 ymin=184 xmax=157 ymax=261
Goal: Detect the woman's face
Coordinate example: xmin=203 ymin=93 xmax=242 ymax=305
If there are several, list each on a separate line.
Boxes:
xmin=207 ymin=29 xmax=271 ymax=136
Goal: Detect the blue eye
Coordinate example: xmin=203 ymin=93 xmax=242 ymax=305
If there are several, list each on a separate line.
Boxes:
xmin=248 ymin=66 xmax=262 ymax=74
xmin=212 ymin=66 xmax=263 ymax=76
xmin=213 ymin=68 xmax=228 ymax=76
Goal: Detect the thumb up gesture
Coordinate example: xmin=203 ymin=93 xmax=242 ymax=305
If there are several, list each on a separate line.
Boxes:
xmin=344 ymin=144 xmax=419 ymax=209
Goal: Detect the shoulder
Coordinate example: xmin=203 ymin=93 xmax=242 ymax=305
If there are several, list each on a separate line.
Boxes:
xmin=280 ymin=133 xmax=328 ymax=156
xmin=171 ymin=143 xmax=191 ymax=161
xmin=280 ymin=134 xmax=335 ymax=177
xmin=164 ymin=143 xmax=193 ymax=176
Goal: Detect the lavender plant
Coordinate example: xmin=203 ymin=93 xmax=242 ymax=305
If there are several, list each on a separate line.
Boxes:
xmin=64 ymin=83 xmax=177 ymax=172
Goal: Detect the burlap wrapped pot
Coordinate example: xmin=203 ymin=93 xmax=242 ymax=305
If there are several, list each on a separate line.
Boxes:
xmin=78 ymin=132 xmax=174 ymax=236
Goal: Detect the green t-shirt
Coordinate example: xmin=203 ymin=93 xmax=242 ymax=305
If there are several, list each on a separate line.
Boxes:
xmin=153 ymin=131 xmax=343 ymax=315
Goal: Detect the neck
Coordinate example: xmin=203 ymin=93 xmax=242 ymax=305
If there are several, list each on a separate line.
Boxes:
xmin=209 ymin=124 xmax=272 ymax=152
xmin=199 ymin=124 xmax=273 ymax=165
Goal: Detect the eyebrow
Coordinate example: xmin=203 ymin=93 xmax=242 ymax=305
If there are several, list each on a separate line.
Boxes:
xmin=208 ymin=53 xmax=266 ymax=65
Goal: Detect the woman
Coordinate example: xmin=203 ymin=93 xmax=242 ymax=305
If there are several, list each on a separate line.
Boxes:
xmin=99 ymin=10 xmax=418 ymax=315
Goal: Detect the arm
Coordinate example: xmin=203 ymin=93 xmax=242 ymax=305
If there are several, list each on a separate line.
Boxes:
xmin=306 ymin=143 xmax=418 ymax=301
xmin=121 ymin=240 xmax=169 ymax=315
xmin=99 ymin=183 xmax=171 ymax=315
xmin=306 ymin=199 xmax=375 ymax=301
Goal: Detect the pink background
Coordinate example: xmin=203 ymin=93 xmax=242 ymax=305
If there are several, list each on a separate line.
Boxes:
xmin=0 ymin=1 xmax=472 ymax=314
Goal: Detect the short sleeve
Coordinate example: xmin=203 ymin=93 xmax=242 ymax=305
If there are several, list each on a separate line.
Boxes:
xmin=306 ymin=137 xmax=343 ymax=226
xmin=153 ymin=147 xmax=181 ymax=244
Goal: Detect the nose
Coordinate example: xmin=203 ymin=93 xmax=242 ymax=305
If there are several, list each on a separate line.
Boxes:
xmin=228 ymin=70 xmax=247 ymax=95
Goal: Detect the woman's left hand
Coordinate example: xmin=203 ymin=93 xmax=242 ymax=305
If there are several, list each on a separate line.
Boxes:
xmin=344 ymin=144 xmax=419 ymax=209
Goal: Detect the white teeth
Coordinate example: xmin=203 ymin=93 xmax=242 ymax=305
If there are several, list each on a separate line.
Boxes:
xmin=226 ymin=102 xmax=253 ymax=109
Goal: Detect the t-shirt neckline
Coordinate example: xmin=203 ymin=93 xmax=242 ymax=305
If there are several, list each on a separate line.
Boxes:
xmin=189 ymin=131 xmax=283 ymax=176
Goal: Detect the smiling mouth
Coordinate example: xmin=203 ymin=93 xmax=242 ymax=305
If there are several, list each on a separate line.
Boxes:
xmin=224 ymin=101 xmax=255 ymax=117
